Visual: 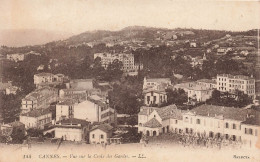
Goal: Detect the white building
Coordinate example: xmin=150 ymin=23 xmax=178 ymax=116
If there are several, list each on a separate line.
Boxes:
xmin=21 ymin=87 xmax=58 ymax=113
xmin=5 ymin=86 xmax=19 ymax=95
xmin=182 ymin=105 xmax=254 ymax=142
xmin=138 ymin=104 xmax=183 ymax=136
xmin=143 ymin=90 xmax=167 ymax=106
xmin=174 ymin=82 xmax=213 ymax=104
xmin=241 ymin=116 xmax=260 ymax=148
xmin=216 ymin=74 xmax=255 ymax=98
xmin=196 ymin=79 xmax=217 ymax=89
xmin=56 ymin=95 xmax=116 ymax=125
xmin=34 ymin=73 xmax=54 ymax=85
xmin=34 ymin=73 xmax=68 ymax=88
xmin=66 ymin=79 xmax=93 ymax=90
xmin=7 ymin=53 xmax=25 ymax=62
xmin=89 ymin=124 xmax=113 ymax=144
xmin=44 ymin=118 xmax=90 ymax=142
xmin=20 ymin=109 xmax=52 ymax=129
xmin=94 ymin=53 xmax=143 ymax=72
xmin=143 ymin=77 xmax=172 ymax=91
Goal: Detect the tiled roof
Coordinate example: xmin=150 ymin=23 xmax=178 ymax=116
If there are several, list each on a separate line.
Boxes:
xmin=24 ymin=86 xmax=57 ymax=100
xmin=57 ymin=99 xmax=78 ymax=105
xmin=217 ymin=74 xmax=253 ymax=80
xmin=139 ymin=104 xmax=182 ymax=120
xmin=138 ymin=106 xmax=160 ymax=116
xmin=90 ymin=123 xmax=113 ymax=133
xmin=174 ymin=82 xmax=211 ymax=91
xmin=143 ymin=118 xmax=162 ymax=128
xmin=157 ymin=105 xmax=183 ymax=120
xmin=190 ymin=104 xmax=249 ymax=121
xmin=56 ymin=118 xmax=90 ymax=127
xmin=21 ymin=109 xmax=51 ymax=117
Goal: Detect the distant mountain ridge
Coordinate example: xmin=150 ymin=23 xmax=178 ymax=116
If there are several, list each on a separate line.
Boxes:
xmin=0 ymin=29 xmax=73 ymax=47
xmin=0 ymin=26 xmax=258 ymax=47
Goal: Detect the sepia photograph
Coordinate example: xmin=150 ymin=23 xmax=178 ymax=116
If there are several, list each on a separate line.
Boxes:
xmin=0 ymin=0 xmax=259 ymax=161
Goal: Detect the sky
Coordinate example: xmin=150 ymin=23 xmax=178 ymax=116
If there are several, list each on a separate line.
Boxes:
xmin=0 ymin=0 xmax=260 ymax=35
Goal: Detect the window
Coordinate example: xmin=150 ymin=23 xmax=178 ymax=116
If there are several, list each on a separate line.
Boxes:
xmin=249 ymin=128 xmax=253 ymax=135
xmin=92 ymin=134 xmax=95 ymax=138
xmin=184 ymin=117 xmax=189 ymax=122
xmin=225 ymin=122 xmax=229 ymax=128
xmin=196 ymin=119 xmax=200 ymax=124
xmin=225 ymin=134 xmax=229 ymax=139
xmin=101 ymin=135 xmax=104 ymax=139
xmin=153 ymin=96 xmax=156 ymax=103
xmin=232 ymin=124 xmax=236 ymax=129
xmin=147 ymin=96 xmax=150 ymax=103
xmin=175 ymin=120 xmax=178 ymax=124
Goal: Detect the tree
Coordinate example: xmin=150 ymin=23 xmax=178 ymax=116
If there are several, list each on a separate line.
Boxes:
xmin=165 ymin=88 xmax=188 ymax=105
xmin=92 ymin=57 xmax=106 ymax=80
xmin=105 ymin=59 xmax=123 ymax=81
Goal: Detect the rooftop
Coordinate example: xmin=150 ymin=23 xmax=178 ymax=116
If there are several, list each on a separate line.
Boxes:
xmin=90 ymin=123 xmax=113 ymax=133
xmin=189 ymin=104 xmax=250 ymax=121
xmin=56 ymin=118 xmax=90 ymax=127
xmin=174 ymin=82 xmax=212 ymax=91
xmin=24 ymin=86 xmax=57 ymax=100
xmin=143 ymin=118 xmax=162 ymax=128
xmin=139 ymin=104 xmax=183 ymax=120
xmin=217 ymin=74 xmax=254 ymax=80
xmin=57 ymin=99 xmax=79 ymax=105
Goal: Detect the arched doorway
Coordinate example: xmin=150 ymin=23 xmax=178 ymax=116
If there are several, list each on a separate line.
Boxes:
xmin=153 ymin=131 xmax=157 ymax=136
xmin=146 ymin=130 xmax=150 ymax=136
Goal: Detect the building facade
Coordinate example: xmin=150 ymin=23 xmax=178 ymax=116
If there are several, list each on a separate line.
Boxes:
xmin=56 ymin=95 xmax=116 ymax=125
xmin=143 ymin=90 xmax=167 ymax=106
xmin=94 ymin=53 xmax=143 ymax=72
xmin=89 ymin=124 xmax=113 ymax=144
xmin=138 ymin=105 xmax=183 ymax=136
xmin=21 ymin=87 xmax=58 ymax=113
xmin=216 ymin=74 xmax=255 ymax=98
xmin=20 ymin=109 xmax=52 ymax=129
xmin=143 ymin=77 xmax=172 ymax=91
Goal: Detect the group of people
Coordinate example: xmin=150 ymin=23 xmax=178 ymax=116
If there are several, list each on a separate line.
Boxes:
xmin=177 ymin=132 xmax=242 ymax=149
xmin=140 ymin=131 xmax=242 ymax=149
